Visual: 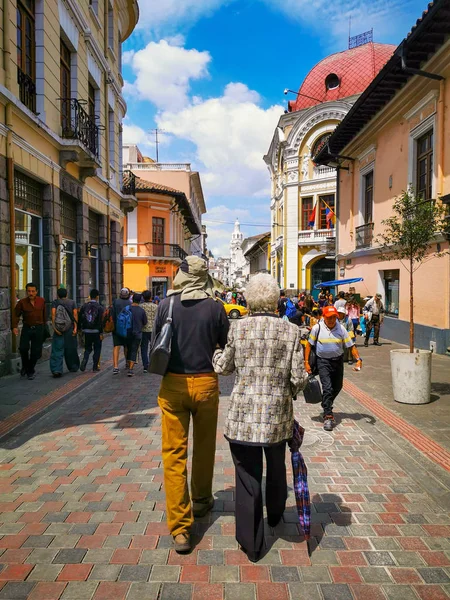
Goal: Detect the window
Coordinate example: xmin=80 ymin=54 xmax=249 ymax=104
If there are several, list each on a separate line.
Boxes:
xmin=319 ymin=194 xmax=335 ymax=230
xmin=60 ymin=40 xmax=71 ymax=129
xmin=363 ymin=170 xmax=373 ymax=224
xmin=14 ymin=171 xmax=43 ymax=298
xmin=16 ymin=0 xmax=36 ymax=112
xmin=108 ymin=110 xmax=115 ymax=168
xmin=88 ymin=82 xmax=96 ymax=122
xmin=118 ymin=33 xmax=122 ymax=71
xmin=384 ymin=270 xmax=399 ymax=317
xmin=301 ymin=197 xmax=313 ymax=230
xmin=325 ymin=73 xmax=340 ymax=90
xmin=416 ymin=130 xmax=433 ymax=200
xmin=89 ymin=0 xmax=99 ymax=16
xmin=108 ymin=3 xmax=114 ymax=52
xmin=89 ymin=211 xmax=100 ymax=289
xmin=312 ymin=134 xmax=331 ymax=163
xmin=152 ymin=217 xmax=165 ymax=257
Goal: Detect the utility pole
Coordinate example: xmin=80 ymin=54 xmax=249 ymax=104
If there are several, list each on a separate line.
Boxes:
xmin=150 ymin=128 xmax=165 ymax=162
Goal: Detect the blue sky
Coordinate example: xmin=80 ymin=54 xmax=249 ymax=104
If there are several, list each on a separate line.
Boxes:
xmin=123 ymin=0 xmax=427 ymax=256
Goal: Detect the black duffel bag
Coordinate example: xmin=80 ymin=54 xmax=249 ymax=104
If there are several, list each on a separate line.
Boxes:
xmin=149 ymin=296 xmax=174 ymax=376
xmin=303 ymin=375 xmax=322 ymax=404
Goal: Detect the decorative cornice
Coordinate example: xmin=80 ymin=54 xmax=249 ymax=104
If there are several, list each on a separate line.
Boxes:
xmin=403 ymin=89 xmax=439 ymax=121
xmin=357 ymin=144 xmax=377 ymax=162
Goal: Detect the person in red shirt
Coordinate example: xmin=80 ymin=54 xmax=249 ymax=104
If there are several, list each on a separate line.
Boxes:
xmin=12 ymin=282 xmax=46 ymax=380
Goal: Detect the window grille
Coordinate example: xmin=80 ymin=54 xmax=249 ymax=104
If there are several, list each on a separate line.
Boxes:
xmin=14 ymin=170 xmax=43 ymax=215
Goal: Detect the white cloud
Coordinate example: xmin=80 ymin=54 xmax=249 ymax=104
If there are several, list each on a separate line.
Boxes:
xmin=135 ymin=0 xmax=233 ymax=35
xmin=122 ymin=123 xmax=149 ymax=145
xmin=125 ymin=40 xmax=211 ymax=111
xmin=157 ymin=82 xmax=283 ymax=197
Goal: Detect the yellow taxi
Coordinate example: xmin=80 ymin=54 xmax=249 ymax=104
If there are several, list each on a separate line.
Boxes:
xmin=217 ymin=298 xmax=248 ymax=319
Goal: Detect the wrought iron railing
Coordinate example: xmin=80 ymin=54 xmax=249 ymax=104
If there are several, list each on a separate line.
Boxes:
xmin=18 ymin=68 xmax=36 ymax=113
xmin=121 ymin=170 xmax=136 ymax=196
xmin=60 ymin=98 xmax=99 ymax=157
xmin=125 ymin=243 xmax=188 ymax=261
xmin=355 ymin=222 xmax=374 ymax=249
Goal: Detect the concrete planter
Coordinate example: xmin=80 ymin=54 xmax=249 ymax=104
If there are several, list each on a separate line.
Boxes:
xmin=390 ymin=349 xmax=432 ymax=404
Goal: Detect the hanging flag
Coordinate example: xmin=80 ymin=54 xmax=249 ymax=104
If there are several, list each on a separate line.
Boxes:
xmin=325 ymin=207 xmax=336 ymax=229
xmin=308 ymin=203 xmax=316 ymax=228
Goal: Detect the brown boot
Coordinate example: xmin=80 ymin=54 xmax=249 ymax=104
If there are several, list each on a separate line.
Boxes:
xmin=173 ymin=533 xmax=191 ymax=553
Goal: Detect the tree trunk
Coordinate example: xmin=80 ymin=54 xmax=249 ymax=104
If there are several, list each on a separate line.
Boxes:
xmin=409 ymin=260 xmax=414 ymax=353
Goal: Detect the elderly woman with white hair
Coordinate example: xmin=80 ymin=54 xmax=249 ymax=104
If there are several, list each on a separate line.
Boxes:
xmin=213 ymin=274 xmax=308 ymax=562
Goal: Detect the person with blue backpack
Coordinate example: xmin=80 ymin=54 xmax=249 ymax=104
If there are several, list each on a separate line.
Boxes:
xmin=112 ymin=287 xmax=132 ymax=375
xmin=124 ymin=293 xmax=147 ymax=377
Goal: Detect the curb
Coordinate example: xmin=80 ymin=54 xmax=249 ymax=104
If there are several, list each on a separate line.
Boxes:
xmin=0 ymin=359 xmax=114 ymax=441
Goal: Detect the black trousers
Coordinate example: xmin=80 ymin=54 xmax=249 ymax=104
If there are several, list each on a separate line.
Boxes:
xmin=365 ymin=315 xmax=380 ymax=343
xmin=83 ymin=333 xmax=102 ymax=369
xmin=126 ymin=336 xmax=141 ymax=363
xmin=19 ymin=324 xmax=44 ymax=375
xmin=317 ymin=355 xmax=344 ymax=416
xmin=141 ymin=331 xmax=152 ymax=369
xmin=229 ymin=441 xmax=287 ymax=561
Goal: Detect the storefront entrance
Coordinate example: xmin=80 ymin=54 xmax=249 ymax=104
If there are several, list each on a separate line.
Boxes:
xmin=311 ymin=257 xmax=335 ymax=300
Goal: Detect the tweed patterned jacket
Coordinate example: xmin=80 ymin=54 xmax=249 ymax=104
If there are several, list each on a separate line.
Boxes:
xmin=213 ymin=314 xmax=308 ymax=445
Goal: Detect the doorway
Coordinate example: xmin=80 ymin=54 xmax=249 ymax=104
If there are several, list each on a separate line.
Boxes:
xmin=311 ymin=257 xmax=335 ymax=300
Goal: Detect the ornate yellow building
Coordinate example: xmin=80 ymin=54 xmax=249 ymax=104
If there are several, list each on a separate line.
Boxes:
xmin=0 ymin=0 xmax=139 ymax=375
xmin=264 ymin=41 xmax=394 ymax=296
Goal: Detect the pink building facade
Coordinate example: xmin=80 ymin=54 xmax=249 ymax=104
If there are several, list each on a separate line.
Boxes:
xmin=315 ymin=0 xmax=450 ymax=353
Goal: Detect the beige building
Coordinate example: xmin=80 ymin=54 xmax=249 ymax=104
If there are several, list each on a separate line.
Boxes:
xmin=0 ymin=0 xmax=139 ymax=375
xmin=314 ymin=0 xmax=450 ymax=353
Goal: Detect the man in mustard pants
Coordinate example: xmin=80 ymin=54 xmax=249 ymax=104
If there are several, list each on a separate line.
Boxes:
xmin=152 ymin=257 xmax=229 ymax=553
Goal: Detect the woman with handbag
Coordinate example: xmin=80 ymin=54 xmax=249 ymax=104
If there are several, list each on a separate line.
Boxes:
xmin=213 ymin=273 xmax=308 ymax=562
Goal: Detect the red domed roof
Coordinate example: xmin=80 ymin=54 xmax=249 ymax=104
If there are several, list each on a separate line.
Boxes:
xmin=289 ymin=42 xmax=396 ymax=112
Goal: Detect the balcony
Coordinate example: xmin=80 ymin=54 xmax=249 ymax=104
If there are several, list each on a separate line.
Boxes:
xmin=124 ymin=162 xmax=191 ymax=172
xmin=355 ymin=222 xmax=374 ymax=249
xmin=312 ymin=165 xmax=335 ymax=180
xmin=121 ymin=170 xmax=136 ymax=196
xmin=60 ymin=99 xmax=100 ymax=167
xmin=272 ymin=235 xmax=284 ymax=252
xmin=124 ymin=243 xmax=188 ymax=261
xmin=18 ymin=68 xmax=36 ymax=113
xmin=298 ymin=228 xmax=335 ymax=245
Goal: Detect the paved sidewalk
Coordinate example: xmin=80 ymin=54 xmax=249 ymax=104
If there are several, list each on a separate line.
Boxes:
xmin=347 ymin=337 xmax=450 ymax=452
xmin=0 ymin=368 xmax=449 ymax=599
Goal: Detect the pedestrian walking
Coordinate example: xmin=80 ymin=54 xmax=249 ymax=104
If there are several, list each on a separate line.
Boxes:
xmin=112 ymin=288 xmax=132 ymax=375
xmin=141 ymin=290 xmax=158 ymax=373
xmin=346 ymin=297 xmax=361 ymax=333
xmin=153 ymin=256 xmax=229 ymax=554
xmin=334 ymin=291 xmax=347 ymax=312
xmin=304 ymin=306 xmax=362 ymax=431
xmin=277 ymin=289 xmax=288 ymax=317
xmin=50 ymin=287 xmax=79 ymax=377
xmin=12 ymin=282 xmax=46 ymax=380
xmin=337 ymin=305 xmax=355 ymax=364
xmin=213 ymin=273 xmax=308 ymax=562
xmin=79 ymin=289 xmax=104 ymax=372
xmin=363 ymin=293 xmax=385 ymax=346
xmin=126 ymin=292 xmax=147 ymax=377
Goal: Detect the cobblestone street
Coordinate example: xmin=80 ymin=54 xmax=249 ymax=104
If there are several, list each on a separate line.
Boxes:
xmin=0 ymin=362 xmax=449 ymax=600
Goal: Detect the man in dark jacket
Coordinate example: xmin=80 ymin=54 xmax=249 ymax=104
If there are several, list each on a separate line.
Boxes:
xmin=153 ymin=257 xmax=229 ymax=554
xmin=126 ymin=293 xmax=147 ymax=377
xmin=79 ymin=289 xmax=104 ymax=372
xmin=112 ymin=288 xmax=132 ymax=374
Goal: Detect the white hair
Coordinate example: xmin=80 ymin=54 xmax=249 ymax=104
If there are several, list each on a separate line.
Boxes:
xmin=245 ymin=274 xmax=280 ymax=313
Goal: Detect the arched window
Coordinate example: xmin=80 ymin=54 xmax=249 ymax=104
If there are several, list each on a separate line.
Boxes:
xmin=311 ymin=133 xmax=331 ymax=162
xmin=325 ymin=73 xmax=340 ymax=90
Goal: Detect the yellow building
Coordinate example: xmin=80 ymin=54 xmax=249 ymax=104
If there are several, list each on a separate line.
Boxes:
xmin=0 ymin=0 xmax=139 ymax=375
xmin=264 ymin=40 xmax=395 ymax=297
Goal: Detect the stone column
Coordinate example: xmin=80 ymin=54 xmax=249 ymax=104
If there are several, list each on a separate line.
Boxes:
xmin=76 ymin=202 xmax=90 ymax=305
xmin=98 ymin=215 xmax=109 ymax=306
xmin=110 ymin=220 xmax=122 ymax=300
xmin=285 ymin=159 xmax=300 ymax=294
xmin=0 ymin=157 xmax=10 ymax=376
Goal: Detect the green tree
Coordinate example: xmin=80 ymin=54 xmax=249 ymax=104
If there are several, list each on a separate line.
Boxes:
xmin=376 ymin=189 xmax=448 ymax=353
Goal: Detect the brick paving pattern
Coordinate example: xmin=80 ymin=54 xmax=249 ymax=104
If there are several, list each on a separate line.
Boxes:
xmin=0 ymin=369 xmax=449 ymax=599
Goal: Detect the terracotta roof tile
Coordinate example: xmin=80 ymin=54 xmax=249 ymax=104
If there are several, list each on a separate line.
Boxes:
xmin=290 ymin=42 xmax=396 ymax=112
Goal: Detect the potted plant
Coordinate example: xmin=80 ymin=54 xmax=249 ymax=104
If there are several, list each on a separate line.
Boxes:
xmin=376 ymin=188 xmax=447 ymax=404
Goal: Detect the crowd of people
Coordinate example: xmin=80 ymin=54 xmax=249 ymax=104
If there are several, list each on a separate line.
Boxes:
xmin=11 ymin=261 xmax=385 ymax=563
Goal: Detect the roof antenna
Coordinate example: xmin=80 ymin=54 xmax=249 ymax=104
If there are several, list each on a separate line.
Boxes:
xmin=348 ymin=16 xmax=352 ymax=49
